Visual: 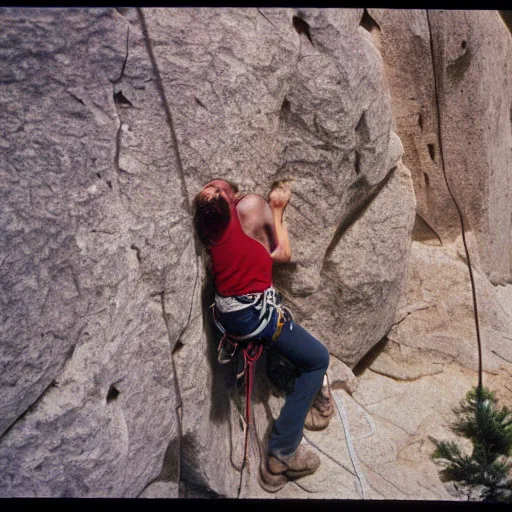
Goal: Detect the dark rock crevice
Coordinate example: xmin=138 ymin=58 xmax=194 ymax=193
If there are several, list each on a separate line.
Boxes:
xmin=113 ymin=90 xmax=133 ymax=108
xmin=323 ymin=165 xmax=397 ymax=262
xmin=292 ymin=15 xmax=313 ymax=45
xmin=360 ymin=9 xmax=381 ymax=34
xmin=157 ymin=291 xmax=183 ymax=415
xmin=130 ymin=244 xmax=141 ymax=263
xmin=352 ymin=336 xmax=389 ymax=377
xmin=412 ymin=213 xmax=443 ymax=245
xmin=112 ymin=24 xmax=130 ymax=86
xmin=153 ymin=289 xmax=183 ymax=494
xmin=135 ymin=438 xmax=181 ymax=497
xmin=106 ymin=383 xmax=120 ymax=403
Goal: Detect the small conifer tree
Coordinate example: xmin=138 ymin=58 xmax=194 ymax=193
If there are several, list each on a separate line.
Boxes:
xmin=429 ymin=386 xmax=512 ymax=502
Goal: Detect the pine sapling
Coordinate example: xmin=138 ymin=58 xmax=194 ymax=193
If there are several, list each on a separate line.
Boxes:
xmin=429 ymin=386 xmax=512 ymax=502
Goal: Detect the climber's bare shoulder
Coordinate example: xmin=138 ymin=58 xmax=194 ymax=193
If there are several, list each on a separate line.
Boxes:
xmin=236 ymin=194 xmax=276 ymax=252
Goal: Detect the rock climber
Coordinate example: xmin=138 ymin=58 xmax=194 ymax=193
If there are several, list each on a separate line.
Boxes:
xmin=193 ymin=178 xmax=334 ymax=492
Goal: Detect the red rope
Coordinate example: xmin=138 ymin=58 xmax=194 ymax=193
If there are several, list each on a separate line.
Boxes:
xmin=242 ymin=341 xmax=264 ymax=463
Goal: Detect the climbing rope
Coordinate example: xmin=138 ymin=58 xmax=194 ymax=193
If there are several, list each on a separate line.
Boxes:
xmin=302 ymin=374 xmax=375 ymax=499
xmin=242 ymin=341 xmax=264 ymax=467
xmin=332 ymin=391 xmax=371 ymax=499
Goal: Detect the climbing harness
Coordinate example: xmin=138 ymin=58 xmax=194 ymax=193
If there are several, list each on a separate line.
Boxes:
xmin=210 ymin=286 xmax=293 ymax=467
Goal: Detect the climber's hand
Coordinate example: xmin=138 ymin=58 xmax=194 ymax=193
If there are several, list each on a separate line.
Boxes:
xmin=269 ymin=181 xmax=292 ymax=210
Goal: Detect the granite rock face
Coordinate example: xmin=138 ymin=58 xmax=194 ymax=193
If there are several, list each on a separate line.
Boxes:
xmin=370 ymin=9 xmax=512 ymax=284
xmin=0 ymin=8 xmax=189 ymax=497
xmin=365 ymin=9 xmax=460 ymax=245
xmin=0 ymin=7 xmax=511 ymax=501
xmin=428 ymin=10 xmax=512 ymax=285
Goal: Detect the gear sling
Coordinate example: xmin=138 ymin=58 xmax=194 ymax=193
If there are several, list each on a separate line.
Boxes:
xmin=211 ymin=287 xmax=291 ymax=464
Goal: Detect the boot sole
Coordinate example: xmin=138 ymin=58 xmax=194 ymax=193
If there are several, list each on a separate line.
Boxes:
xmin=285 ymin=466 xmax=320 ymax=480
xmin=258 ymin=473 xmax=288 ymax=493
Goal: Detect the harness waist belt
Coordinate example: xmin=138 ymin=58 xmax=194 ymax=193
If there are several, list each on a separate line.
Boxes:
xmin=212 ymin=287 xmax=282 ymax=341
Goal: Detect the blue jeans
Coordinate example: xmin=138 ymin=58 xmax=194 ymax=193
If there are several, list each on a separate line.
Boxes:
xmin=215 ymin=301 xmax=330 ymax=457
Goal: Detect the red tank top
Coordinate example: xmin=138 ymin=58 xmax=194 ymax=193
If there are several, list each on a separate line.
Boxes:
xmin=209 ymin=197 xmax=273 ymax=296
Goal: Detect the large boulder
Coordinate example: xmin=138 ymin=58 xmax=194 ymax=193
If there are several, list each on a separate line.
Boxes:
xmin=277 ymin=160 xmax=416 ymax=368
xmin=269 ymin=8 xmax=416 ymax=367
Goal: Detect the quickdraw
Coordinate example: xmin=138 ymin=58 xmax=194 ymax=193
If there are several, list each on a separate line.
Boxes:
xmin=271 ymin=307 xmax=286 ymax=343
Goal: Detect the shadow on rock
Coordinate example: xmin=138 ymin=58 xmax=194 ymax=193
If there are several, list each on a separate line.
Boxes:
xmin=201 ymin=268 xmax=235 ymax=425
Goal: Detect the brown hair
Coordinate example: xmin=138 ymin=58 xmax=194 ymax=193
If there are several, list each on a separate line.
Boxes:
xmin=193 ymin=191 xmax=231 ymax=246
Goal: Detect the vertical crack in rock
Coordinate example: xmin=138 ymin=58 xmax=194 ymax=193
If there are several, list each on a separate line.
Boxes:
xmin=156 ymin=291 xmax=183 ymax=493
xmin=158 ymin=291 xmax=183 ymax=421
xmin=257 ymin=8 xmax=277 ymax=31
xmin=178 ymin=257 xmax=201 ymax=349
xmin=323 ymin=166 xmax=397 ymax=262
xmin=354 ymin=111 xmax=370 ymax=175
xmin=110 ymin=25 xmax=130 ymax=186
xmin=426 ymin=10 xmax=484 ymax=388
xmin=136 ymin=8 xmax=191 ymax=215
xmin=0 ymin=379 xmax=57 ymax=442
xmin=136 ymin=10 xmax=211 ymax=495
xmin=113 ymin=25 xmax=130 ymax=85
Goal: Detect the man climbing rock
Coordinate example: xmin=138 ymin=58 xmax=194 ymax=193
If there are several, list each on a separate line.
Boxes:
xmin=193 ymin=178 xmax=334 ymax=492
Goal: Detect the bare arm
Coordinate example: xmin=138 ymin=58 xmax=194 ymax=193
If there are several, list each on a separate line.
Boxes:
xmin=268 ymin=182 xmax=291 ymax=263
xmin=236 ymin=185 xmax=292 ymax=263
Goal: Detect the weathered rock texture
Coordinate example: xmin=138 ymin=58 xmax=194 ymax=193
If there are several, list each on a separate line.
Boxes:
xmin=0 ymin=8 xmax=189 ymax=497
xmin=0 ymin=7 xmax=511 ymax=500
xmin=369 ymin=9 xmax=512 ymax=284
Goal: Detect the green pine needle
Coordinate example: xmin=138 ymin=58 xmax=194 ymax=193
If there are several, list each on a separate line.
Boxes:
xmin=430 ymin=386 xmax=512 ymax=502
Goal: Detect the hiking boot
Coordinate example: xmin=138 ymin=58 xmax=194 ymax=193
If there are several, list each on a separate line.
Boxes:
xmin=304 ymin=406 xmax=331 ymax=431
xmin=304 ymin=383 xmax=334 ymax=431
xmin=267 ymin=446 xmax=320 ymax=480
xmin=259 ymin=459 xmax=288 ymax=493
xmin=313 ymin=391 xmax=334 ymax=417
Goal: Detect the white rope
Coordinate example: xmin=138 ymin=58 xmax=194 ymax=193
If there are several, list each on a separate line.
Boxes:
xmin=356 ymin=403 xmax=376 ymax=440
xmin=333 ymin=391 xmax=371 ymax=499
